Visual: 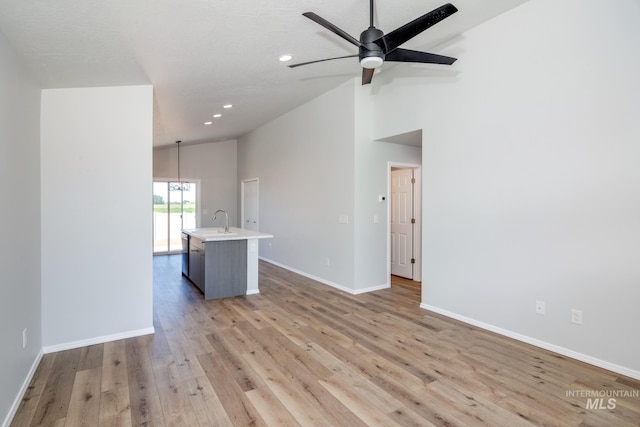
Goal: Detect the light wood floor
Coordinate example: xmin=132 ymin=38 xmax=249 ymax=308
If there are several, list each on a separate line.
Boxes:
xmin=11 ymin=255 xmax=640 ymax=426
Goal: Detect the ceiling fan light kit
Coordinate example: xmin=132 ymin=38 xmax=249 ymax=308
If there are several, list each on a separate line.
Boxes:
xmin=290 ymin=1 xmax=459 ymax=85
xmin=361 ymin=56 xmax=383 ymax=69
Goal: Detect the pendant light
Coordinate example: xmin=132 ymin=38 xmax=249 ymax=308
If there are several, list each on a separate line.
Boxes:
xmin=176 ymin=140 xmax=182 ymax=186
xmin=176 ymin=140 xmax=183 ymax=227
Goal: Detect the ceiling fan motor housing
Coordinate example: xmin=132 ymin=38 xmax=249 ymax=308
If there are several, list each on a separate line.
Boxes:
xmin=359 ymin=27 xmax=385 ymax=68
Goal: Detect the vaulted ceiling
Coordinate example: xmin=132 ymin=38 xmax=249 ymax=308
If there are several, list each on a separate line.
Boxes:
xmin=0 ymin=0 xmax=527 ymax=147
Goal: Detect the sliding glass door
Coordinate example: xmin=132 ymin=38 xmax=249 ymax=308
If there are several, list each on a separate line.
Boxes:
xmin=153 ymin=181 xmax=197 ymax=254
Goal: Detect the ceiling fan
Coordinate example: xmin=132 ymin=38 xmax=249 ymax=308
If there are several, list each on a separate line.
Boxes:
xmin=289 ymin=1 xmax=459 ymax=85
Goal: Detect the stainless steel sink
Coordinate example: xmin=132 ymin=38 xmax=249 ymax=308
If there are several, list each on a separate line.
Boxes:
xmin=198 ymin=228 xmax=237 ymax=236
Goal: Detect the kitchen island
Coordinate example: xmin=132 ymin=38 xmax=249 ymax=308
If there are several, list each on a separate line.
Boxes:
xmin=181 ymin=227 xmax=273 ymax=300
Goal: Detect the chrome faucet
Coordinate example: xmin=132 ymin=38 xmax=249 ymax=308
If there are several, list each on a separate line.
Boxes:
xmin=213 ymin=209 xmax=229 ymax=232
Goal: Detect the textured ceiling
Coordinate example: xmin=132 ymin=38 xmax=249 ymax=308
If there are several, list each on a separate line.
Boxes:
xmin=0 ymin=0 xmax=527 ymax=147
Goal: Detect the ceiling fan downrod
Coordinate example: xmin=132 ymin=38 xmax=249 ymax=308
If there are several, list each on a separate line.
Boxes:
xmin=369 ymin=0 xmax=374 ymax=28
xmin=360 ymin=0 xmax=384 ymax=69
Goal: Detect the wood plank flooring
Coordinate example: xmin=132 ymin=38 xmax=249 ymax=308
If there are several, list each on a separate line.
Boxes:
xmin=11 ymin=255 xmax=640 ymax=426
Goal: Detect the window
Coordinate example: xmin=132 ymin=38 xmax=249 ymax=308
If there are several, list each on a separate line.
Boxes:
xmin=153 ymin=181 xmax=197 ymax=254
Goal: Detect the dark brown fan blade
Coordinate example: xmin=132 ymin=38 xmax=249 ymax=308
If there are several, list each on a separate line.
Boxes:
xmin=288 ymin=54 xmax=358 ymax=68
xmin=385 ymin=48 xmax=457 ymax=65
xmin=382 ymin=3 xmax=458 ymax=53
xmin=302 ymin=12 xmax=361 ymax=47
xmin=362 ymin=68 xmax=375 ymax=85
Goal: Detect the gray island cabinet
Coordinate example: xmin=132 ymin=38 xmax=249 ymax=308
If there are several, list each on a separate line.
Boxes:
xmin=182 ymin=227 xmax=273 ymax=300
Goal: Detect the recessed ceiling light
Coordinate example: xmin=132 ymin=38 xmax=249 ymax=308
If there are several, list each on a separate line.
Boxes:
xmin=279 ymin=54 xmax=293 ymax=62
xmin=213 ymin=114 xmax=222 ymax=118
xmin=223 ymin=104 xmax=232 ymax=109
xmin=204 ymin=121 xmax=212 ymax=125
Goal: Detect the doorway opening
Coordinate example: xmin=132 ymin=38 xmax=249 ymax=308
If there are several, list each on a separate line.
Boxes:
xmin=388 ymin=163 xmax=422 ymax=286
xmin=241 ymin=178 xmax=259 ymax=231
xmin=153 ymin=180 xmax=199 ymax=254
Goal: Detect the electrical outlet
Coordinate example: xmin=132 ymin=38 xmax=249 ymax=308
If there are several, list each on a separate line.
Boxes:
xmin=325 ymin=258 xmax=330 ymax=267
xmin=535 ymin=301 xmax=546 ymax=315
xmin=571 ymin=309 xmax=583 ymax=325
xmin=22 ymin=328 xmax=27 ymax=349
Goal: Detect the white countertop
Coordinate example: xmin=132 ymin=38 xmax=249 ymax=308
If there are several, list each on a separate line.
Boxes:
xmin=182 ymin=227 xmax=273 ymax=242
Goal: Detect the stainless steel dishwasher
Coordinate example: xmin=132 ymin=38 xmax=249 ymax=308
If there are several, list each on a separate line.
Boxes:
xmin=181 ymin=232 xmax=189 ymax=277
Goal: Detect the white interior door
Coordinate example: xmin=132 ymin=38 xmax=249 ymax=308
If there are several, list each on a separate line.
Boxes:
xmin=242 ymin=179 xmax=259 ymax=231
xmin=391 ymin=168 xmax=414 ymax=278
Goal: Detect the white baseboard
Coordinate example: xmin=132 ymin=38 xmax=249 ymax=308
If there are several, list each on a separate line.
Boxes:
xmin=421 ymin=303 xmax=640 ymax=381
xmin=261 ymin=257 xmax=353 ymax=294
xmin=353 ymin=283 xmax=391 ymax=294
xmin=246 ymin=289 xmax=260 ymax=295
xmin=42 ymin=327 xmax=155 ymax=354
xmin=2 ymin=349 xmax=43 ymax=427
xmin=260 ymin=257 xmax=388 ymax=295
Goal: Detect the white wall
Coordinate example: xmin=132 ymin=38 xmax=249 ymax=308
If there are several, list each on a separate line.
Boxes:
xmin=354 ymin=139 xmax=422 ymax=291
xmin=354 ymin=84 xmax=422 ymax=291
xmin=238 ymin=82 xmax=357 ymax=290
xmin=153 ymin=140 xmax=238 ymax=227
xmin=237 ymin=80 xmax=422 ymax=293
xmin=0 ymin=31 xmax=43 ymax=427
xmin=372 ymin=0 xmax=640 ymax=376
xmin=41 ymin=85 xmax=154 ymax=350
